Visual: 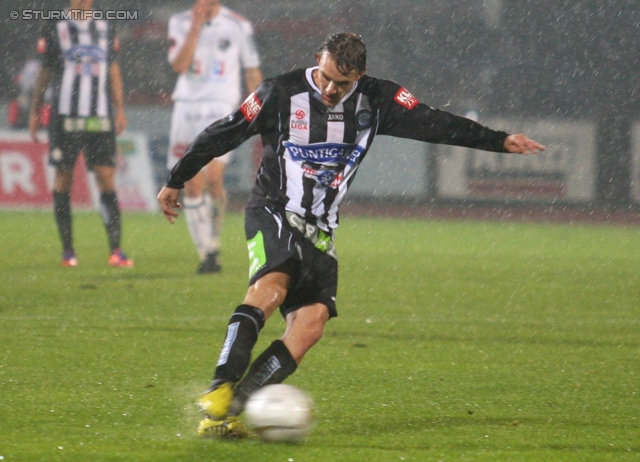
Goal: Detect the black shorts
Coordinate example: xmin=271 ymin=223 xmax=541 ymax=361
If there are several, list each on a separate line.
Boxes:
xmin=245 ymin=205 xmax=338 ymax=318
xmin=48 ymin=115 xmax=116 ymax=171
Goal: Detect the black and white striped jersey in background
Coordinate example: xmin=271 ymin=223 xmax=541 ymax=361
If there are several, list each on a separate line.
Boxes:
xmin=38 ymin=16 xmax=117 ymax=120
xmin=167 ymin=67 xmax=510 ymax=233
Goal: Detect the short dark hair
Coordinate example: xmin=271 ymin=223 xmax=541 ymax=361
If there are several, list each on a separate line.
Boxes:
xmin=317 ymin=32 xmax=367 ymax=76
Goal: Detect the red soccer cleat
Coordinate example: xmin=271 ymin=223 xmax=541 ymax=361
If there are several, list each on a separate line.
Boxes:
xmin=61 ymin=250 xmax=78 ymax=267
xmin=108 ymin=249 xmax=134 ymax=267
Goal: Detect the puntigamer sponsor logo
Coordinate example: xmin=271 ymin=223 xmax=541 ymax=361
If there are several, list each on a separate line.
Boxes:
xmin=284 ymin=142 xmax=364 ymax=166
xmin=13 ymin=9 xmax=138 ymax=20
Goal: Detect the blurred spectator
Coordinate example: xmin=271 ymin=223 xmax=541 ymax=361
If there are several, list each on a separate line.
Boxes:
xmin=9 ymin=58 xmax=51 ymax=129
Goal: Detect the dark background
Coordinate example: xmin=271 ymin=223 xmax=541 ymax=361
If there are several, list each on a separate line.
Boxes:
xmin=1 ymin=0 xmax=638 ymax=204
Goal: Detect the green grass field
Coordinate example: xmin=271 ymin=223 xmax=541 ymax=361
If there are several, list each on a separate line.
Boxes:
xmin=1 ymin=209 xmax=639 ymax=461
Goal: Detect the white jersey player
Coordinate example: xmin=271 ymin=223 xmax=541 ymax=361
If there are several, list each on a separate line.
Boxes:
xmin=167 ymin=0 xmax=262 ymax=273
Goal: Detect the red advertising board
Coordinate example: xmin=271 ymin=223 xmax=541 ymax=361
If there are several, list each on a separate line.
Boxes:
xmin=0 ymin=139 xmax=93 ymax=208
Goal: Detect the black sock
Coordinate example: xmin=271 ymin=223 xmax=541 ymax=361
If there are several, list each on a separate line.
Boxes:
xmin=100 ymin=191 xmax=121 ymax=251
xmin=213 ymin=305 xmax=265 ymax=384
xmin=53 ymin=191 xmax=73 ymax=252
xmin=230 ymin=339 xmax=298 ymax=415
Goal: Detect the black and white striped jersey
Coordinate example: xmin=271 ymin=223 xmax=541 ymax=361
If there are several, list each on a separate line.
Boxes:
xmin=38 ymin=16 xmax=118 ymax=121
xmin=166 ymin=67 xmax=509 ymax=233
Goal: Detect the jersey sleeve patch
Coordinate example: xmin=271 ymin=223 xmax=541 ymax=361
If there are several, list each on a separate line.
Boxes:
xmin=240 ymin=92 xmax=262 ymax=122
xmin=394 ymin=87 xmax=419 ymax=110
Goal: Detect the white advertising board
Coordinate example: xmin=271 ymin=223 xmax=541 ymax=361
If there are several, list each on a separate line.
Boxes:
xmin=0 ymin=130 xmax=157 ymax=211
xmin=437 ymin=119 xmax=596 ymax=203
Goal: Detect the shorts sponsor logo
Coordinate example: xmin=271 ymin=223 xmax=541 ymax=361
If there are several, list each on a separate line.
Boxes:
xmin=247 ymin=231 xmax=267 ymax=279
xmin=394 ymin=88 xmax=419 ymax=109
xmin=63 ymin=116 xmax=111 ymax=133
xmin=240 ymin=92 xmax=262 ymax=122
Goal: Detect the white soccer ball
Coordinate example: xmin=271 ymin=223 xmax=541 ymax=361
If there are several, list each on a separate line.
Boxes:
xmin=245 ymin=384 xmax=314 ymax=443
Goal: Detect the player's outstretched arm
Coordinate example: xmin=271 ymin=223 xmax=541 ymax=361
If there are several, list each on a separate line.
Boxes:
xmin=157 ymin=186 xmax=181 ymax=224
xmin=504 ymin=134 xmax=545 ymax=155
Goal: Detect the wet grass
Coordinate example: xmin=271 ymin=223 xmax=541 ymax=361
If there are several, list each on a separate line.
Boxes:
xmin=1 ymin=209 xmax=639 ymax=461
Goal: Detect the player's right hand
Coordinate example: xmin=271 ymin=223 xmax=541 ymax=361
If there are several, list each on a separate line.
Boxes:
xmin=503 ymin=134 xmax=545 ymax=155
xmin=157 ymin=186 xmax=182 ymax=224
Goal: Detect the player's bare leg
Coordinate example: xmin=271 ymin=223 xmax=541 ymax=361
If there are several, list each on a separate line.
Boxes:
xmin=281 ymin=303 xmax=330 ymax=363
xmin=226 ymin=301 xmax=328 ymax=419
xmin=198 ymin=272 xmax=290 ymax=437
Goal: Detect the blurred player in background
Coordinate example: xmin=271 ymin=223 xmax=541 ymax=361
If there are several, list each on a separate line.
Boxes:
xmin=9 ymin=57 xmax=49 ymax=130
xmin=158 ymin=32 xmax=544 ymax=438
xmin=167 ymin=0 xmax=262 ymax=273
xmin=29 ymin=0 xmax=133 ymax=268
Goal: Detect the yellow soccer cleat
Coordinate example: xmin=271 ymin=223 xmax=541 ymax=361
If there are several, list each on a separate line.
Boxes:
xmin=197 ymin=416 xmax=254 ymax=439
xmin=196 ymin=381 xmax=235 ymax=421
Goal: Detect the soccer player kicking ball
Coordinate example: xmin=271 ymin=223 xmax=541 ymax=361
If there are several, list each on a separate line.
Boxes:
xmin=158 ymin=32 xmax=545 ymax=438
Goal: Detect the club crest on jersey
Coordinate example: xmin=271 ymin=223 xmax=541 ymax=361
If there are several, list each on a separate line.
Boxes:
xmin=355 ymin=110 xmax=373 ymax=130
xmin=394 ymin=88 xmax=419 ymax=109
xmin=240 ymin=93 xmax=262 ymax=122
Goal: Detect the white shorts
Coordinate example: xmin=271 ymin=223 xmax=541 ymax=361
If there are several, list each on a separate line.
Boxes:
xmin=168 ymin=100 xmax=234 ymax=169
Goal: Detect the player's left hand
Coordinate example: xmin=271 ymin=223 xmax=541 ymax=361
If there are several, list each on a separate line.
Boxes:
xmin=157 ymin=186 xmax=181 ymax=224
xmin=504 ymin=134 xmax=545 ymax=155
xmin=114 ymin=107 xmax=127 ymax=135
